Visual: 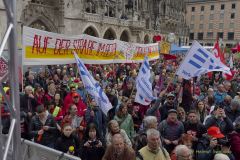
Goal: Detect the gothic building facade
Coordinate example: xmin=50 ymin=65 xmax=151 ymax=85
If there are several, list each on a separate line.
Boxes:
xmin=0 ymin=0 xmax=189 ymax=46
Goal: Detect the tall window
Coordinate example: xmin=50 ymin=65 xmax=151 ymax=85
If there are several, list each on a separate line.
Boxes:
xmin=228 ymin=32 xmax=234 ymax=40
xmin=209 ymin=23 xmax=213 ymax=29
xmin=210 ymin=5 xmax=214 ymax=10
xmin=219 ymin=23 xmax=224 ymax=29
xmin=221 ymin=4 xmax=225 ymax=10
xmin=201 ymin=6 xmax=204 ymax=11
xmin=231 ymin=13 xmax=235 ymax=19
xmin=232 ymin=3 xmax=236 ymax=9
xmin=217 ymin=32 xmax=223 ymax=39
xmin=199 ymin=24 xmax=203 ymax=29
xmin=189 ymin=33 xmax=194 ymax=40
xmin=229 ymin=23 xmax=234 ymax=29
xmin=192 ymin=7 xmax=195 ymax=12
xmin=207 ymin=32 xmax=213 ymax=39
xmin=200 ymin=15 xmax=204 ymax=20
xmin=198 ymin=33 xmax=204 ymax=40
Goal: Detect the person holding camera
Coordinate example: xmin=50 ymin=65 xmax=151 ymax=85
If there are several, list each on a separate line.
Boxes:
xmin=205 ymin=105 xmax=234 ymax=135
xmin=195 ymin=126 xmax=225 ymax=160
xmin=80 ymin=123 xmax=105 ymax=160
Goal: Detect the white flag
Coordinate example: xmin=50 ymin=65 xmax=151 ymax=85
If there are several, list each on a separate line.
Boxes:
xmin=74 ymin=52 xmax=112 ymax=115
xmin=176 ymin=41 xmax=231 ymax=80
xmin=135 ymin=56 xmax=155 ymax=105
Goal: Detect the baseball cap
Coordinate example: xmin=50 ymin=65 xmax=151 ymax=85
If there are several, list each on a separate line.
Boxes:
xmin=72 ymin=92 xmax=79 ymax=98
xmin=207 ymin=126 xmax=225 ymax=138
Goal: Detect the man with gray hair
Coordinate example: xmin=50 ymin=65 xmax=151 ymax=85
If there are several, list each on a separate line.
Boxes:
xmin=225 ymin=99 xmax=240 ymax=122
xmin=133 ymin=116 xmax=158 ymax=150
xmin=137 ymin=128 xmax=170 ymax=160
xmin=175 ymin=145 xmax=192 ymax=160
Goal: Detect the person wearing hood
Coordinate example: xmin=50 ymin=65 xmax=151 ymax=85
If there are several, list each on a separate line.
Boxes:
xmin=55 ymin=123 xmax=80 ymax=157
xmin=159 ymin=109 xmax=184 ymax=153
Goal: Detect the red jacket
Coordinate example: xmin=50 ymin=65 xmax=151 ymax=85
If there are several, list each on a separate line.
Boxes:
xmin=63 ymin=93 xmax=87 ymax=116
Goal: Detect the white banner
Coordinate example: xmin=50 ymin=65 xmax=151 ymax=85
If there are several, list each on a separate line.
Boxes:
xmin=22 ymin=26 xmax=160 ymax=65
xmin=176 ymin=41 xmax=230 ymax=79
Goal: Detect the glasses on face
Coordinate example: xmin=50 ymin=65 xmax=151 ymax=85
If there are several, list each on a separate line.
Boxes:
xmin=168 ymin=98 xmax=174 ymax=100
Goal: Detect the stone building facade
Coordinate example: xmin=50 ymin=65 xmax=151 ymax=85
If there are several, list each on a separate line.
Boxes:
xmin=186 ymin=0 xmax=240 ymax=47
xmin=0 ymin=0 xmax=189 ymax=47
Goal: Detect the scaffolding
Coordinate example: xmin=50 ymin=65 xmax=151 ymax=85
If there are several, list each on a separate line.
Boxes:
xmin=0 ymin=0 xmax=22 ymax=160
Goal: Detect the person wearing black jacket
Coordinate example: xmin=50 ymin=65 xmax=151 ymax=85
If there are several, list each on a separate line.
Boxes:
xmin=80 ymin=123 xmax=105 ymax=160
xmin=55 ymin=123 xmax=80 ymax=156
xmin=205 ymin=105 xmax=234 ymax=135
xmin=29 ymin=105 xmax=57 ymax=148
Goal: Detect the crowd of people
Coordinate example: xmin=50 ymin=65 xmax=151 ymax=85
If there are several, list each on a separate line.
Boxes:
xmin=1 ymin=54 xmax=240 ymax=160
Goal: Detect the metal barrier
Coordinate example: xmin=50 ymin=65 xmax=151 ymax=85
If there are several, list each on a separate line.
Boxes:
xmin=1 ymin=134 xmax=81 ymax=160
xmin=21 ymin=139 xmax=81 ymax=160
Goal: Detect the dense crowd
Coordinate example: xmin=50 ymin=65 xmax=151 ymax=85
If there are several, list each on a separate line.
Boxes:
xmin=1 ymin=55 xmax=240 ymax=160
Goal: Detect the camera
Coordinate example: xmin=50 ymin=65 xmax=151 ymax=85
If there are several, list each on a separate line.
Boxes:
xmin=89 ymin=140 xmax=99 ymax=146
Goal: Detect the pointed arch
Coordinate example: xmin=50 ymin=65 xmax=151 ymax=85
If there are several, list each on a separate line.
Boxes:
xmin=26 ymin=15 xmax=58 ymax=32
xmin=120 ymin=30 xmax=130 ymax=42
xmin=103 ymin=28 xmax=117 ymax=40
xmin=83 ymin=25 xmax=99 ymax=37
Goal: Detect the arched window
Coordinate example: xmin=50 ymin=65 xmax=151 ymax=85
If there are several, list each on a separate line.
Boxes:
xmin=120 ymin=30 xmax=130 ymax=42
xmin=83 ymin=26 xmax=99 ymax=37
xmin=103 ymin=28 xmax=116 ymax=40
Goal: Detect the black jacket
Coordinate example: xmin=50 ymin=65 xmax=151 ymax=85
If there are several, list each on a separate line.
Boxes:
xmin=80 ymin=139 xmax=105 ymax=160
xmin=225 ymin=107 xmax=240 ymax=123
xmin=55 ymin=134 xmax=80 ymax=156
xmin=20 ymin=94 xmax=38 ymax=114
xmin=195 ymin=135 xmax=217 ymax=160
xmin=29 ymin=114 xmax=57 ymax=146
xmin=205 ymin=116 xmax=234 ymax=135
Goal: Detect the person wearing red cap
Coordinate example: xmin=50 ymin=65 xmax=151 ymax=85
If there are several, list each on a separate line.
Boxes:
xmin=195 ymin=126 xmax=225 ymax=160
xmin=63 ymin=86 xmax=87 ymax=117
